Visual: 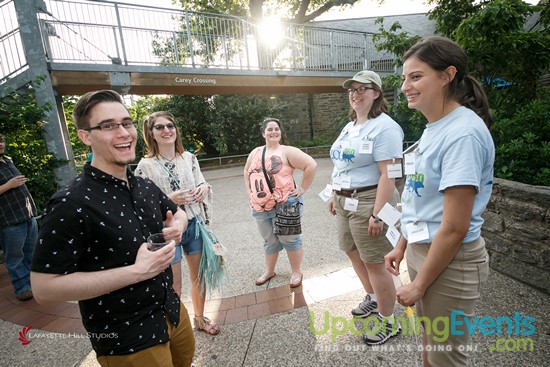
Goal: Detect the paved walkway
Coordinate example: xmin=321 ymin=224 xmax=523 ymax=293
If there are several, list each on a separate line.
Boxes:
xmin=1 ymin=158 xmax=549 ymax=366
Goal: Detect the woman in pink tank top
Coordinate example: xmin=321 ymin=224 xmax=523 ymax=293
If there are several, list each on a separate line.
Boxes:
xmin=244 ymin=118 xmax=317 ymax=288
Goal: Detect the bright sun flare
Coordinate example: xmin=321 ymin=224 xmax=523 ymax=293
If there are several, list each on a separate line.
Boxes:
xmin=259 ymin=17 xmax=284 ymax=48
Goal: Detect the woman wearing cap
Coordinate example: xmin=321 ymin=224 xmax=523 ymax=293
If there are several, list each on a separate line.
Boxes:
xmin=327 ymin=70 xmax=404 ymax=345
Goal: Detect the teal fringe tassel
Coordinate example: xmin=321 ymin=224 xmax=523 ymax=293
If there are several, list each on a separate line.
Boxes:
xmin=191 ymin=209 xmax=226 ymax=296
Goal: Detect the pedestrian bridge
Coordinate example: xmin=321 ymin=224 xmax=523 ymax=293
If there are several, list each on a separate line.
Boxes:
xmin=0 ymin=0 xmax=396 ymax=185
xmin=1 ymin=0 xmax=396 ymax=95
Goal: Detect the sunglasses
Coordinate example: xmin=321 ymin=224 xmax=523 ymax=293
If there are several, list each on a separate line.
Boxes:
xmin=152 ymin=123 xmax=176 ymax=131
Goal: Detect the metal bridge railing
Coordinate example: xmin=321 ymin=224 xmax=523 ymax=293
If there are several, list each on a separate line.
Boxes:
xmin=35 ymin=0 xmax=395 ymax=72
xmin=1 ymin=0 xmax=397 ymax=83
xmin=0 ymin=0 xmax=28 ymax=82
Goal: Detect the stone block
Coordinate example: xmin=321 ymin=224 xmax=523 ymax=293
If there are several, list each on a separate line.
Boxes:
xmin=482 ymin=211 xmax=504 ymax=232
xmin=483 ymin=235 xmax=511 ymax=255
xmin=489 ymin=251 xmax=549 ymax=293
xmin=513 ymin=247 xmax=538 ymax=264
xmin=541 ymin=249 xmax=550 ymax=269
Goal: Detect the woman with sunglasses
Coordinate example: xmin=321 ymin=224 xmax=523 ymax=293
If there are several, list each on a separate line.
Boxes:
xmin=135 ymin=111 xmax=220 ymax=336
xmin=328 ymin=70 xmax=404 ymax=345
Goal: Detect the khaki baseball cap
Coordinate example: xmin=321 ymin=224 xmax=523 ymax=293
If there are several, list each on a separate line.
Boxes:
xmin=342 ymin=70 xmax=382 ymax=89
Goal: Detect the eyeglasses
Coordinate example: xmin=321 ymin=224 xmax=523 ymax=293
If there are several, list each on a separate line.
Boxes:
xmin=152 ymin=123 xmax=176 ymax=131
xmin=348 ymin=87 xmax=375 ymax=95
xmin=83 ymin=120 xmax=136 ymax=132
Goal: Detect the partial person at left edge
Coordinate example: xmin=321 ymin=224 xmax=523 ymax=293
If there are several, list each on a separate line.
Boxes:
xmin=0 ymin=133 xmax=37 ymax=301
xmin=30 ymin=90 xmax=195 ymax=367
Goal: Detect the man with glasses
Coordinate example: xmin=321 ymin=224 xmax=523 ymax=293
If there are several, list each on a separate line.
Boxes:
xmin=31 ymin=90 xmax=195 ymax=367
xmin=0 ymin=133 xmax=37 ymax=301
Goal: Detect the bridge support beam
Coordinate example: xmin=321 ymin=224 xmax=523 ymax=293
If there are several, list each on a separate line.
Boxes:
xmin=14 ymin=0 xmax=77 ymax=187
xmin=109 ymin=72 xmax=131 ymax=94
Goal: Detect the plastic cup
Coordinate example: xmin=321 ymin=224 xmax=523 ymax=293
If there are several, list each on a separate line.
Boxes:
xmin=147 ymin=233 xmax=167 ymax=251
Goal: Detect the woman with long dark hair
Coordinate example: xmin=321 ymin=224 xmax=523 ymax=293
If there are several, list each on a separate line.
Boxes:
xmin=386 ymin=36 xmax=495 ymax=366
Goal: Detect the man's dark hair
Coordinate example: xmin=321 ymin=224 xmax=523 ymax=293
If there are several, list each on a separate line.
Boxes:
xmin=73 ymin=90 xmax=126 ymax=130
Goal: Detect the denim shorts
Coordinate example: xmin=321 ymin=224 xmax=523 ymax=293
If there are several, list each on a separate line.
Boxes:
xmin=171 ymin=217 xmax=203 ymax=264
xmin=252 ymin=195 xmax=304 ymax=254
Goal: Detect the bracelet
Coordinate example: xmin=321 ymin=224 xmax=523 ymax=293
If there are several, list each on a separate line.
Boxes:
xmin=371 ymin=214 xmax=380 ymax=224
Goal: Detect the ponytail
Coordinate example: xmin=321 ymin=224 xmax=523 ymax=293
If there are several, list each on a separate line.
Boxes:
xmin=459 ymin=75 xmax=493 ymax=128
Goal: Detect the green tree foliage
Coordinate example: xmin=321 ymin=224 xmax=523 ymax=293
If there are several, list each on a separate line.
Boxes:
xmin=371 ymin=19 xmax=427 ymax=141
xmin=62 ymin=95 xmax=90 ymax=166
xmin=177 ymin=0 xmax=362 ymax=23
xmin=143 ymin=95 xmax=213 ymax=156
xmin=0 ymin=84 xmax=57 ymax=211
xmin=455 ymin=0 xmax=550 ymax=112
xmin=207 ymin=94 xmax=285 ymax=154
xmin=133 ymin=94 xmax=283 ymax=156
xmin=492 ymin=96 xmax=550 ymax=185
xmin=426 ymin=0 xmax=479 ymax=38
xmin=372 ymin=18 xmax=422 ymax=68
xmin=155 ymin=0 xmax=364 ymax=69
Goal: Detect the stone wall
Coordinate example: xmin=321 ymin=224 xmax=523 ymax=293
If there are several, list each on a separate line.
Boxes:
xmin=310 ymin=92 xmax=349 ymax=137
xmin=482 ymin=178 xmax=550 ymax=293
xmin=272 ymin=92 xmax=349 ymax=144
xmin=275 ymin=94 xmax=312 ymax=143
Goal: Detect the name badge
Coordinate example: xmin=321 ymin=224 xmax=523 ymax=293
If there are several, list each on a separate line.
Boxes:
xmin=340 ymin=174 xmax=351 ymax=189
xmin=332 ymin=176 xmax=342 ymax=190
xmin=387 ymin=163 xmax=402 ymax=179
xmin=344 ymin=198 xmax=359 ymax=212
xmin=386 ymin=226 xmax=400 ymax=247
xmin=318 ymin=184 xmax=332 ymax=203
xmin=406 ymin=221 xmax=430 ymax=243
xmin=359 ymin=140 xmax=373 ymax=154
xmin=377 ymin=202 xmax=401 ymax=227
xmin=404 ymin=153 xmax=416 ymax=175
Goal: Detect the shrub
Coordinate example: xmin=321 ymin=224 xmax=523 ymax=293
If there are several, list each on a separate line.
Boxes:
xmin=492 ymin=96 xmax=550 ymax=186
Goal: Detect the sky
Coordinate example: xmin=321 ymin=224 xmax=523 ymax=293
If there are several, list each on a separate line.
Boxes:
xmin=107 ymin=0 xmax=540 ymax=20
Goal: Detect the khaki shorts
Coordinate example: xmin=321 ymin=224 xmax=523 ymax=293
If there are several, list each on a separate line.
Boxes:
xmin=334 ymin=187 xmax=399 ymax=263
xmin=406 ymin=237 xmax=489 ymax=367
xmin=97 ymin=304 xmax=195 ymax=367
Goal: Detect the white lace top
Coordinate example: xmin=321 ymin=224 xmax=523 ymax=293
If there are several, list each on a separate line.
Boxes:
xmin=135 ymin=151 xmax=213 ymax=223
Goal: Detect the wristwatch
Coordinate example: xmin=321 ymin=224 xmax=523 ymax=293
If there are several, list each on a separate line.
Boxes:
xmin=371 ymin=214 xmax=380 ymax=224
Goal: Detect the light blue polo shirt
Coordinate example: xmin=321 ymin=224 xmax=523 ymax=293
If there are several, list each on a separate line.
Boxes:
xmin=401 ymin=106 xmax=495 ymax=243
xmin=330 ymin=113 xmax=404 ymax=188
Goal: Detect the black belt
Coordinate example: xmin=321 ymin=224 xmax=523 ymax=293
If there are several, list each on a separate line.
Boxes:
xmin=334 ymin=185 xmax=378 ymax=197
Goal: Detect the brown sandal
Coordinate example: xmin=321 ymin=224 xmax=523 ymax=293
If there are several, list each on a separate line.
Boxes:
xmin=194 ymin=316 xmax=221 ymax=335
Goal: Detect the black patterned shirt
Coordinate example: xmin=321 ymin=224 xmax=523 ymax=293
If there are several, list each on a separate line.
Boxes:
xmin=0 ymin=157 xmax=37 ymax=228
xmin=31 ymin=163 xmax=181 ymax=356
